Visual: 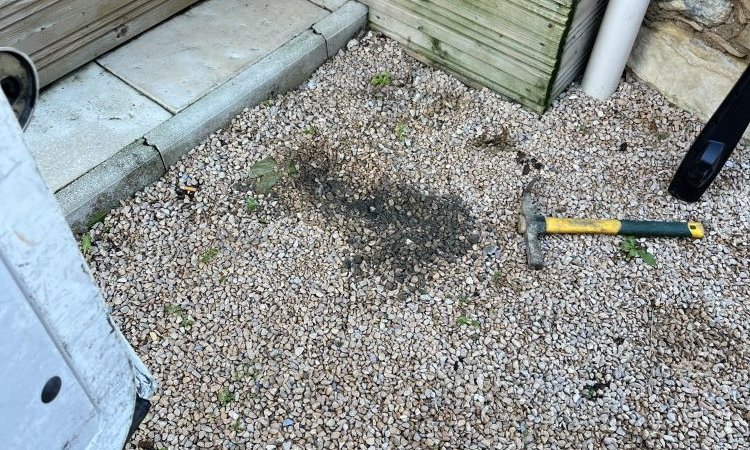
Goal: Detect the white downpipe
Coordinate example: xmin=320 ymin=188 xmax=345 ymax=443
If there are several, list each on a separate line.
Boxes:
xmin=581 ymin=0 xmax=650 ymax=100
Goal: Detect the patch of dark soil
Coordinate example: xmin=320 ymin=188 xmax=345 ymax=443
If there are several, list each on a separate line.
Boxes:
xmin=291 ymin=158 xmax=475 ymax=290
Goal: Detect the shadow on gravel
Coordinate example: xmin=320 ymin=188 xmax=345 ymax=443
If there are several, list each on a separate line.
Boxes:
xmin=293 ymin=161 xmax=475 ymax=292
xmin=651 ymin=304 xmax=747 ymax=369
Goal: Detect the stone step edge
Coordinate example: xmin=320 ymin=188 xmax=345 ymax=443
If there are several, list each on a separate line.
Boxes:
xmin=56 ymin=1 xmax=368 ymax=234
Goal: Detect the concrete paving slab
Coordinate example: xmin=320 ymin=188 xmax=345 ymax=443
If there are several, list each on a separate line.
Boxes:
xmin=146 ymin=30 xmax=327 ymax=168
xmin=313 ymin=1 xmax=368 ymax=57
xmin=98 ymin=0 xmax=328 ymax=114
xmin=309 ymin=0 xmax=348 ymax=11
xmin=24 ymin=64 xmax=172 ymax=192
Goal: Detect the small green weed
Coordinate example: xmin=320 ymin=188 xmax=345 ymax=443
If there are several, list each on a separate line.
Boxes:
xmin=370 ymin=72 xmax=392 ymax=87
xmin=620 ymin=236 xmax=656 ymax=266
xmin=395 ymin=122 xmax=407 ymax=142
xmin=232 ymin=363 xmax=259 ymax=382
xmin=219 ymin=274 xmax=228 ymax=283
xmin=457 ymin=295 xmax=470 ymax=307
xmin=247 ymin=156 xmax=298 ymax=194
xmin=200 ymin=247 xmax=219 ymax=264
xmin=456 ymin=315 xmax=480 ymax=327
xmin=582 ymin=381 xmax=609 ymax=400
xmin=218 ymin=389 xmax=234 ymax=406
xmin=656 ymin=132 xmax=670 ymax=140
xmin=81 ymin=233 xmax=92 ymax=256
xmin=246 ymin=196 xmax=257 ymax=213
xmin=303 ymin=125 xmax=319 ymax=135
xmin=230 ymin=419 xmax=244 ymax=432
xmin=261 ymin=99 xmax=274 ymax=106
xmin=163 ymin=304 xmax=184 ymax=315
xmin=87 ymin=210 xmax=107 ymax=228
xmin=164 ymin=304 xmax=195 ymax=327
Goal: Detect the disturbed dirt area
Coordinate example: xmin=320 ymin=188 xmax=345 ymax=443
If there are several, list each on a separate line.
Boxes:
xmin=89 ymin=32 xmax=749 ymax=450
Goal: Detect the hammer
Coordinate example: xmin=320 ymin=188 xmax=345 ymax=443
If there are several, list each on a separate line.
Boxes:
xmin=519 ymin=179 xmax=704 ymax=269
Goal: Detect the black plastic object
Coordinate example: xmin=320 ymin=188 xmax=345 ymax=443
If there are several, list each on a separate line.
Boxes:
xmin=0 ymin=47 xmax=38 ymax=130
xmin=125 ymin=396 xmax=151 ymax=446
xmin=668 ymin=64 xmax=750 ymax=202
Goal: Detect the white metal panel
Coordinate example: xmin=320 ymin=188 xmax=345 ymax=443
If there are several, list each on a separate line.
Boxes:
xmin=0 ymin=85 xmax=154 ymax=449
xmin=0 ymin=261 xmax=98 ymax=449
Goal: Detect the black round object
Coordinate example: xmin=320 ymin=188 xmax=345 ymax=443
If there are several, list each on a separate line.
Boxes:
xmin=41 ymin=376 xmax=62 ymax=403
xmin=0 ymin=47 xmax=38 ymax=130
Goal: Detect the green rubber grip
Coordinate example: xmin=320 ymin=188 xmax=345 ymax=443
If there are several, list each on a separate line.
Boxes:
xmin=618 ymin=220 xmax=703 ymax=238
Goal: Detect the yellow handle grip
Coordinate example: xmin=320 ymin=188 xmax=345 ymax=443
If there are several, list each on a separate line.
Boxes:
xmin=545 ymin=218 xmax=621 ymax=235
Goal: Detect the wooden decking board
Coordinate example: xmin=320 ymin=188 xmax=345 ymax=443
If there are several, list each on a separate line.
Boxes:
xmin=370 ymin=8 xmax=546 ymax=110
xmin=428 ymin=0 xmax=566 ymax=51
xmin=398 ymin=0 xmax=559 ymax=68
xmin=471 ymin=0 xmax=571 ymax=28
xmin=369 ymin=0 xmax=550 ymax=84
xmin=0 ymin=1 xmax=59 ymax=30
xmin=36 ymin=0 xmax=198 ymax=86
xmin=2 ymin=0 xmax=154 ymax=52
xmin=0 ymin=0 xmax=200 ymax=86
xmin=31 ymin=0 xmax=163 ymax=64
xmin=364 ymin=0 xmax=605 ymax=112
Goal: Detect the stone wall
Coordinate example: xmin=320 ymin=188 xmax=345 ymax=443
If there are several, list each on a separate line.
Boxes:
xmin=628 ymin=0 xmax=749 ymax=132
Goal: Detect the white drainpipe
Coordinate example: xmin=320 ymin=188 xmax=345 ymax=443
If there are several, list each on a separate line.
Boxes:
xmin=581 ymin=0 xmax=651 ymax=100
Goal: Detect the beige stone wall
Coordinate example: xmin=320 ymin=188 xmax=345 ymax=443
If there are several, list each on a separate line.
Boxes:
xmin=628 ymin=0 xmax=749 ymax=134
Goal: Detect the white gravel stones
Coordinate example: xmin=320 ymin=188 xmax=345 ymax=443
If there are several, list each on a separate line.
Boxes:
xmin=88 ymin=31 xmax=749 ymax=450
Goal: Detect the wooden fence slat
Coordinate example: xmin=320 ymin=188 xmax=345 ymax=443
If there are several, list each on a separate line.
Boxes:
xmin=363 ymin=0 xmax=605 ymax=112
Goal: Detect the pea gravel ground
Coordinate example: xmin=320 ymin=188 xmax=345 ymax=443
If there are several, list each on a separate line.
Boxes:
xmin=89 ymin=32 xmax=750 ymax=450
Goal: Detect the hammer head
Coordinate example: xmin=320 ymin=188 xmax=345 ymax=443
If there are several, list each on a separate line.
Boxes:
xmin=519 ymin=179 xmax=545 ymax=269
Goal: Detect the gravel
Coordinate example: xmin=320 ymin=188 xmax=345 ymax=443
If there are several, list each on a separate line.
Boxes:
xmin=89 ymin=31 xmax=750 ymax=449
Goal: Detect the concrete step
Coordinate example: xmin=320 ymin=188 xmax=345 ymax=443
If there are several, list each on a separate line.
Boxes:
xmin=22 ymin=0 xmax=367 ymax=233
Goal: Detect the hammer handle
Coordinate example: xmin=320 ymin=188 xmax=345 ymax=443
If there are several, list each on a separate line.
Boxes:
xmin=544 ymin=218 xmax=704 ymax=238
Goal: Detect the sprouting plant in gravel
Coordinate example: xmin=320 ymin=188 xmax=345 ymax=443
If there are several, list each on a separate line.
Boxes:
xmin=230 ymin=418 xmax=243 ymax=432
xmin=87 ymin=210 xmax=107 ymax=229
xmin=303 ymin=125 xmax=319 ymax=135
xmin=200 ymin=247 xmax=219 ymax=264
xmin=620 ymin=236 xmax=656 ymax=266
xmin=232 ymin=362 xmax=259 ymax=382
xmin=456 ymin=315 xmax=480 ymax=327
xmin=370 ymin=71 xmax=392 ymax=86
xmin=491 ymin=271 xmax=503 ymax=285
xmin=656 ymin=131 xmax=670 ymax=140
xmin=217 ymin=389 xmax=234 ymax=406
xmin=163 ymin=304 xmax=195 ymax=327
xmin=248 ymin=156 xmax=298 ymax=194
xmin=219 ymin=274 xmax=228 ymax=283
xmin=164 ymin=304 xmax=184 ymax=315
xmin=457 ymin=295 xmax=470 ymax=307
xmin=582 ymin=381 xmax=610 ymax=400
xmin=80 ymin=233 xmax=92 ymax=256
xmin=246 ymin=195 xmax=257 ymax=213
xmin=395 ymin=122 xmax=407 ymax=141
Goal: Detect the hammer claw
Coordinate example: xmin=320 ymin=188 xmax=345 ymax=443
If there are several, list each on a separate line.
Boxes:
xmin=520 ymin=178 xmax=545 ymax=269
xmin=525 ymin=225 xmax=544 ymax=269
